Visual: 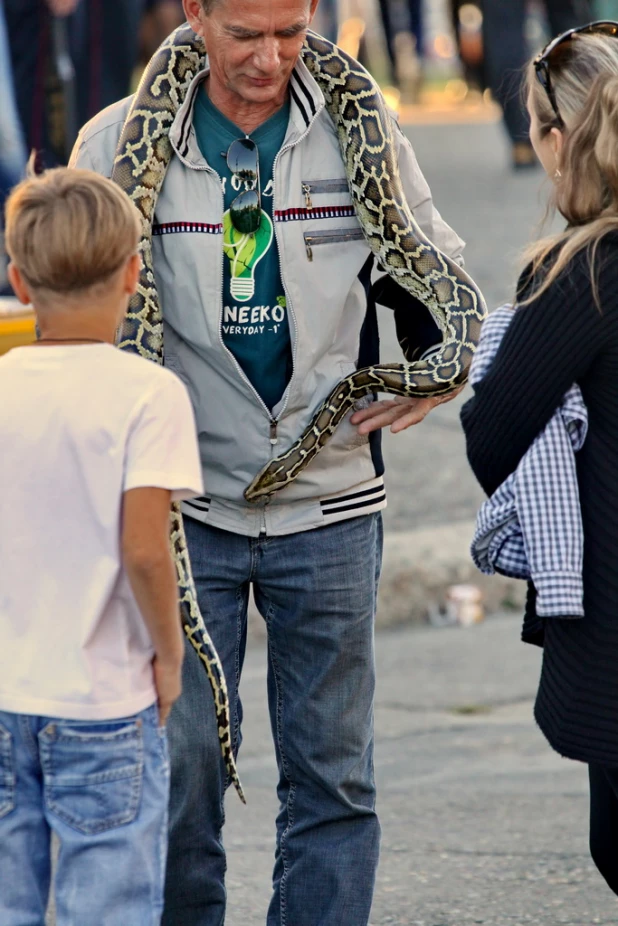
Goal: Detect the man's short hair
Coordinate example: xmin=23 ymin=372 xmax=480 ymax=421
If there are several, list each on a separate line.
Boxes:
xmin=4 ymin=167 xmax=141 ymax=296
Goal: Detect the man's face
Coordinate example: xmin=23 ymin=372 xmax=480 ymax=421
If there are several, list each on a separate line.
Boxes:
xmin=186 ymin=0 xmax=318 ymax=108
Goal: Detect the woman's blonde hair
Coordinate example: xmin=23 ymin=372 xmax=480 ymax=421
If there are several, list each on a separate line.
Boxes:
xmin=524 ymin=32 xmax=618 ymax=305
xmin=4 ymin=166 xmax=141 ymax=298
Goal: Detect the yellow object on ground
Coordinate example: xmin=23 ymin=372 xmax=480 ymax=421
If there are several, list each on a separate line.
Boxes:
xmin=0 ymin=300 xmax=36 ymax=354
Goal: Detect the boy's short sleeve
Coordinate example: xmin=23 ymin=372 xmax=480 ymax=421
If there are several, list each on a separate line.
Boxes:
xmin=124 ymin=372 xmax=204 ymax=501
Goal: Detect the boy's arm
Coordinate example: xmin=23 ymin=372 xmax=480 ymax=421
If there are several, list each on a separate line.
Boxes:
xmin=121 ymin=370 xmax=203 ymax=723
xmin=122 ymin=486 xmax=183 ymax=726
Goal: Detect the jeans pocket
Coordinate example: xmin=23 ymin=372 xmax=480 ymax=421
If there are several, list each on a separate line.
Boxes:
xmin=0 ymin=722 xmax=15 ymax=819
xmin=39 ymin=718 xmax=144 ymax=835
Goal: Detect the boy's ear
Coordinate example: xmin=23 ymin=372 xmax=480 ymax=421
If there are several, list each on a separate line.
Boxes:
xmin=124 ymin=253 xmax=140 ymax=296
xmin=7 ymin=264 xmax=32 ymax=306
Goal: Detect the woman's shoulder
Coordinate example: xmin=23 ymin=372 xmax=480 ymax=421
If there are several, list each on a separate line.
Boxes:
xmin=517 ymin=232 xmax=618 ymax=309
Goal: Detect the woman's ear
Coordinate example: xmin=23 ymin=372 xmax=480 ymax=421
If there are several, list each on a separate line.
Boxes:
xmin=549 ymin=126 xmax=565 ymax=169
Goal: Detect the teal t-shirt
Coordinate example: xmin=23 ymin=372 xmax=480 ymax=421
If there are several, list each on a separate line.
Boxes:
xmin=193 ymin=89 xmax=292 ymax=412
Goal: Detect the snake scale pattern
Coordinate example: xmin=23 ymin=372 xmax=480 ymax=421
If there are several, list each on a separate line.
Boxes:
xmin=111 ymin=23 xmax=486 ymax=799
xmin=245 ymin=33 xmax=487 ymax=500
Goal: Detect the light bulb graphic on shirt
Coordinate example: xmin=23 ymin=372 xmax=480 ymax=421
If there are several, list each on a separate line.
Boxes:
xmin=223 ymin=210 xmax=273 ymax=302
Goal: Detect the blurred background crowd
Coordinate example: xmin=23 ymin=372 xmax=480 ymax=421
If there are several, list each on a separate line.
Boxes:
xmin=1 ymin=0 xmax=617 ymax=295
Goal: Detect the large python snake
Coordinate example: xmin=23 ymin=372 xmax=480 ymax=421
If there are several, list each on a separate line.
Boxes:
xmin=111 ymin=23 xmax=486 ymax=797
xmin=244 ymin=34 xmax=487 ymax=500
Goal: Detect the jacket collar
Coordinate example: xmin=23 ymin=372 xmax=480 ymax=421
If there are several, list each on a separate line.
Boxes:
xmin=170 ymin=55 xmax=326 ymax=167
xmin=288 ymin=58 xmax=325 ymax=133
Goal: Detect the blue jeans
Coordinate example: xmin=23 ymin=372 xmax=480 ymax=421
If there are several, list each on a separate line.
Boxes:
xmin=0 ymin=703 xmax=170 ymax=925
xmin=164 ymin=514 xmax=383 ymax=926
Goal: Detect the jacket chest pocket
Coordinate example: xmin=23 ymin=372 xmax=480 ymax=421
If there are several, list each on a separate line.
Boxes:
xmin=302 ymin=178 xmax=350 ymax=201
xmin=303 ymin=227 xmax=365 ymax=261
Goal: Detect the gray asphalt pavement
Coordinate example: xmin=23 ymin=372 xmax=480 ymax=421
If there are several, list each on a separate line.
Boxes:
xmin=380 ymin=118 xmax=555 ymax=532
xmin=224 ymin=614 xmax=617 ymax=926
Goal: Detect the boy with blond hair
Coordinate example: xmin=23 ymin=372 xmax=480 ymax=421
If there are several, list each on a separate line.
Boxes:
xmin=0 ymin=168 xmax=203 ymax=924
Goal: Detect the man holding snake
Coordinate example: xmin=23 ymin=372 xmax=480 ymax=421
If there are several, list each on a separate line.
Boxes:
xmin=70 ymin=0 xmax=468 ymax=922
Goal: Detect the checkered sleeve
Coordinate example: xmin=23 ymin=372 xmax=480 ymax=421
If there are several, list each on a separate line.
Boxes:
xmin=468 ymin=306 xmax=515 ymax=387
xmin=514 ymin=386 xmax=587 ymax=617
xmin=470 ymin=306 xmax=587 ymax=618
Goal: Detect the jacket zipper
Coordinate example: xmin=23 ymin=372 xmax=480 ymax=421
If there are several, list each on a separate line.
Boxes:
xmin=270 ymin=119 xmax=315 ymax=429
xmin=173 ymin=146 xmax=280 ymax=456
xmin=173 ymin=102 xmax=320 ymax=497
xmin=304 ymin=227 xmax=365 ymax=261
xmin=301 ymin=178 xmax=350 ymax=195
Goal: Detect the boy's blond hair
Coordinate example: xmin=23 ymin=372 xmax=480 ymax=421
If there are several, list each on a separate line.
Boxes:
xmin=5 ymin=167 xmax=141 ymax=296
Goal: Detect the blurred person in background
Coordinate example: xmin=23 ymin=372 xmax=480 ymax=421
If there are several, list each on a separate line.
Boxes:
xmin=0 ymin=0 xmax=26 ymax=197
xmin=311 ymin=0 xmax=338 ymax=43
xmin=377 ymin=0 xmax=423 ymax=87
xmin=0 ymin=0 xmax=27 ymax=295
xmin=4 ymin=0 xmax=145 ymax=167
xmin=139 ymin=0 xmax=185 ymax=63
xmin=450 ymin=0 xmax=486 ymax=93
xmin=483 ymin=0 xmax=592 ymax=169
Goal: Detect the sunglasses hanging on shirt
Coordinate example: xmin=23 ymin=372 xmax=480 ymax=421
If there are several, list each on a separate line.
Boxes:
xmin=533 ymin=20 xmax=618 ymax=127
xmin=226 ymin=137 xmax=262 ymax=235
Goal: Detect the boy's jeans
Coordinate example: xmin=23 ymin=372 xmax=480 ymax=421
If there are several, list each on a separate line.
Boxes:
xmin=0 ymin=703 xmax=169 ymax=925
xmin=164 ymin=513 xmax=383 ymax=926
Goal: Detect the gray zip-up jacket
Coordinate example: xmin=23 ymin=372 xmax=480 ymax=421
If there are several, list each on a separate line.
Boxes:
xmin=70 ymin=57 xmax=465 ymax=537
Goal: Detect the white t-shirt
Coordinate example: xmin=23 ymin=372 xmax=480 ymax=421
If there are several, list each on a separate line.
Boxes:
xmin=0 ymin=344 xmax=203 ymax=720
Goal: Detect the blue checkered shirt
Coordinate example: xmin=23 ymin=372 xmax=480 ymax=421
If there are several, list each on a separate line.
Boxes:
xmin=470 ymin=306 xmax=588 ymax=618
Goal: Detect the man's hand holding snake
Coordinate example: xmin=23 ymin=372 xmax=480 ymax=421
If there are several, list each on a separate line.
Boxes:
xmin=351 ymin=386 xmax=465 ymax=434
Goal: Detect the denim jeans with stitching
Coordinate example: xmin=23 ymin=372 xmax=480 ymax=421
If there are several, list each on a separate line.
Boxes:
xmin=163 ymin=514 xmax=383 ymax=926
xmin=0 ymin=702 xmax=169 ymax=925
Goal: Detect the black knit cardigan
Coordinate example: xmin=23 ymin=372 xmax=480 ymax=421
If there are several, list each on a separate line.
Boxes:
xmin=461 ymin=236 xmax=618 ymax=765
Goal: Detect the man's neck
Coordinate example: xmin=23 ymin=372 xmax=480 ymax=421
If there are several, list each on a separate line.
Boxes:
xmin=204 ymin=78 xmax=287 ymax=135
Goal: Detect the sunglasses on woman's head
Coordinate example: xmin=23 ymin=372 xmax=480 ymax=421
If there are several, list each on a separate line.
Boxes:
xmin=226 ymin=137 xmax=262 ymax=235
xmin=534 ymin=20 xmax=618 ymax=127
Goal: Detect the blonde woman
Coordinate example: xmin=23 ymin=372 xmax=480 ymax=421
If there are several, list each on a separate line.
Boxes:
xmin=461 ymin=21 xmax=618 ymax=896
